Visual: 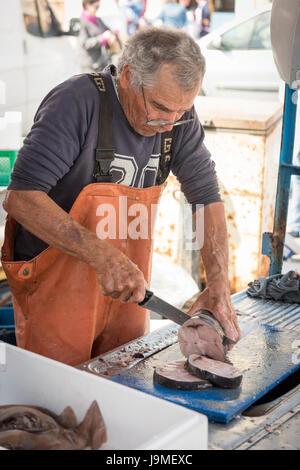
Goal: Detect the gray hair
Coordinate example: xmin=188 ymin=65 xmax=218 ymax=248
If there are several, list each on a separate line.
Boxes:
xmin=116 ymin=27 xmax=206 ymax=91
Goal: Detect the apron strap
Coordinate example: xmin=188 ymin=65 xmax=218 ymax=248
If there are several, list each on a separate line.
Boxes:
xmin=156 ymin=131 xmax=173 ymax=185
xmin=87 ymin=73 xmax=115 ymax=183
xmin=88 ymin=72 xmax=173 ymax=186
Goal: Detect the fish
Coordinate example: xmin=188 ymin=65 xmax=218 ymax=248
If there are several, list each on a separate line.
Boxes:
xmin=178 ymin=310 xmax=235 ymax=362
xmin=186 ymin=355 xmax=243 ymax=389
xmin=153 ymin=360 xmax=212 ymax=391
xmin=0 ymin=400 xmax=107 ymax=450
xmin=154 ymin=310 xmax=242 ymax=391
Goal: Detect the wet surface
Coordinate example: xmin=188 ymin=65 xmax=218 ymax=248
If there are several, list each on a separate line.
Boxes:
xmin=80 ymin=324 xmax=180 ymax=377
xmin=111 ymin=324 xmax=300 ymax=423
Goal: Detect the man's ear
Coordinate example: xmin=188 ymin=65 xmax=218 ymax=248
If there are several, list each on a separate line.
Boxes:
xmin=119 ymin=64 xmax=131 ymax=89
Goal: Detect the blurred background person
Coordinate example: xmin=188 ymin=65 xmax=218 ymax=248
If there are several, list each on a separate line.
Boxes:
xmin=281 ymin=85 xmax=300 ymax=258
xmin=184 ymin=0 xmax=210 ymax=39
xmin=179 ymin=0 xmax=198 ymax=37
xmin=78 ymin=0 xmax=121 ymax=73
xmin=287 ymin=101 xmax=300 ymax=242
xmin=195 ymin=0 xmax=211 ymax=37
xmin=287 ymin=150 xmax=300 ymax=239
xmin=154 ymin=0 xmax=188 ymax=30
xmin=119 ymin=0 xmax=146 ymax=35
xmin=97 ymin=0 xmax=128 ymax=37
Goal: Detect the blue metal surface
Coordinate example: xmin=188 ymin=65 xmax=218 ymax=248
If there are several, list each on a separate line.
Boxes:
xmin=281 ymin=164 xmax=300 ymax=175
xmin=263 ymin=85 xmax=299 ymax=275
xmin=112 ymin=324 xmax=300 ymax=423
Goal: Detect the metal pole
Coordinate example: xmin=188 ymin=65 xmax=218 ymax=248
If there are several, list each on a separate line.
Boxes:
xmin=269 ymin=84 xmax=297 ymax=275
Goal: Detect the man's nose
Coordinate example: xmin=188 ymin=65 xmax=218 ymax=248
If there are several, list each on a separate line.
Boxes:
xmin=162 ymin=123 xmax=174 ymax=132
xmin=167 ymin=111 xmax=180 ymax=123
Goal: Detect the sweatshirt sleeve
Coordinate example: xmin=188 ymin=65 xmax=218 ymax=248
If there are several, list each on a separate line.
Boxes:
xmin=8 ymin=76 xmax=94 ymax=193
xmin=171 ymin=110 xmax=221 ymax=209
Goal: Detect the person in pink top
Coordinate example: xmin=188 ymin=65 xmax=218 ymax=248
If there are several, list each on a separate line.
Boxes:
xmin=78 ymin=0 xmax=120 ymax=73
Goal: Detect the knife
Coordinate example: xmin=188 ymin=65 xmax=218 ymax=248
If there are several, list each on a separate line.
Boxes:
xmin=139 ymin=289 xmax=237 ymax=346
xmin=139 ymin=289 xmax=190 ymax=325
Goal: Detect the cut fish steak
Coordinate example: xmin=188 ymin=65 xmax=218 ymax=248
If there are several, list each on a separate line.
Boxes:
xmin=153 ymin=360 xmax=212 ymax=391
xmin=178 ymin=310 xmax=232 ymax=362
xmin=186 ymin=354 xmax=243 ymax=389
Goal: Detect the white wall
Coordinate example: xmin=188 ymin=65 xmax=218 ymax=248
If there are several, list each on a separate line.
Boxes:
xmin=0 ymin=0 xmax=26 ymax=136
xmin=64 ymin=0 xmax=82 ymax=23
xmin=64 ymin=0 xmax=127 ymax=34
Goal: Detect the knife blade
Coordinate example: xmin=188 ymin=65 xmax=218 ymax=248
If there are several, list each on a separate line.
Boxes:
xmin=139 ymin=289 xmax=190 ymax=325
xmin=139 ymin=291 xmax=249 ymax=345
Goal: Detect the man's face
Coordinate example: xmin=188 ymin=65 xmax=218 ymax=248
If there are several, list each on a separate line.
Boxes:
xmin=118 ymin=64 xmax=201 ymax=137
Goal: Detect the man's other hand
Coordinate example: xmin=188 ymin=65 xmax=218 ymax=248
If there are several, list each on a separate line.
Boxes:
xmin=187 ymin=286 xmax=241 ymax=348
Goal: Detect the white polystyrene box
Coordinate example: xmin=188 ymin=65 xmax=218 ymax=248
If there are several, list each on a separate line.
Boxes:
xmin=0 ymin=343 xmax=207 ymax=450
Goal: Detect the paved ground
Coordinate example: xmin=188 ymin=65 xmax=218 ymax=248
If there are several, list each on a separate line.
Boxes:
xmin=283 ymin=255 xmax=300 ymax=273
xmin=249 ymin=411 xmax=300 ymax=450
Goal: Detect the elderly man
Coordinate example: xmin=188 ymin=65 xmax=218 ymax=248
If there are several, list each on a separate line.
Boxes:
xmin=2 ymin=27 xmax=241 ymax=366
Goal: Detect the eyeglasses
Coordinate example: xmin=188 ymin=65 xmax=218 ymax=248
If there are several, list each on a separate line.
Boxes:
xmin=141 ymin=87 xmax=195 ymax=128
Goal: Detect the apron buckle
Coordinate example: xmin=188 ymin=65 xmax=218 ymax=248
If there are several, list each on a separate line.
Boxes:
xmin=94 ymin=148 xmax=115 ymax=183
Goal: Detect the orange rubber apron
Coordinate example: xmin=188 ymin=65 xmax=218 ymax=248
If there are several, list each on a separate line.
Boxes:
xmin=1 ymin=182 xmax=164 ymax=366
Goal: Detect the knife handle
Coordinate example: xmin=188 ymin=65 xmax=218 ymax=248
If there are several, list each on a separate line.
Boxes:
xmin=139 ymin=289 xmax=153 ymax=306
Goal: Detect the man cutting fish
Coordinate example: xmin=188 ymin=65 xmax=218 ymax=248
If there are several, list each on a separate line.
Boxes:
xmin=1 ymin=27 xmax=241 ymax=366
